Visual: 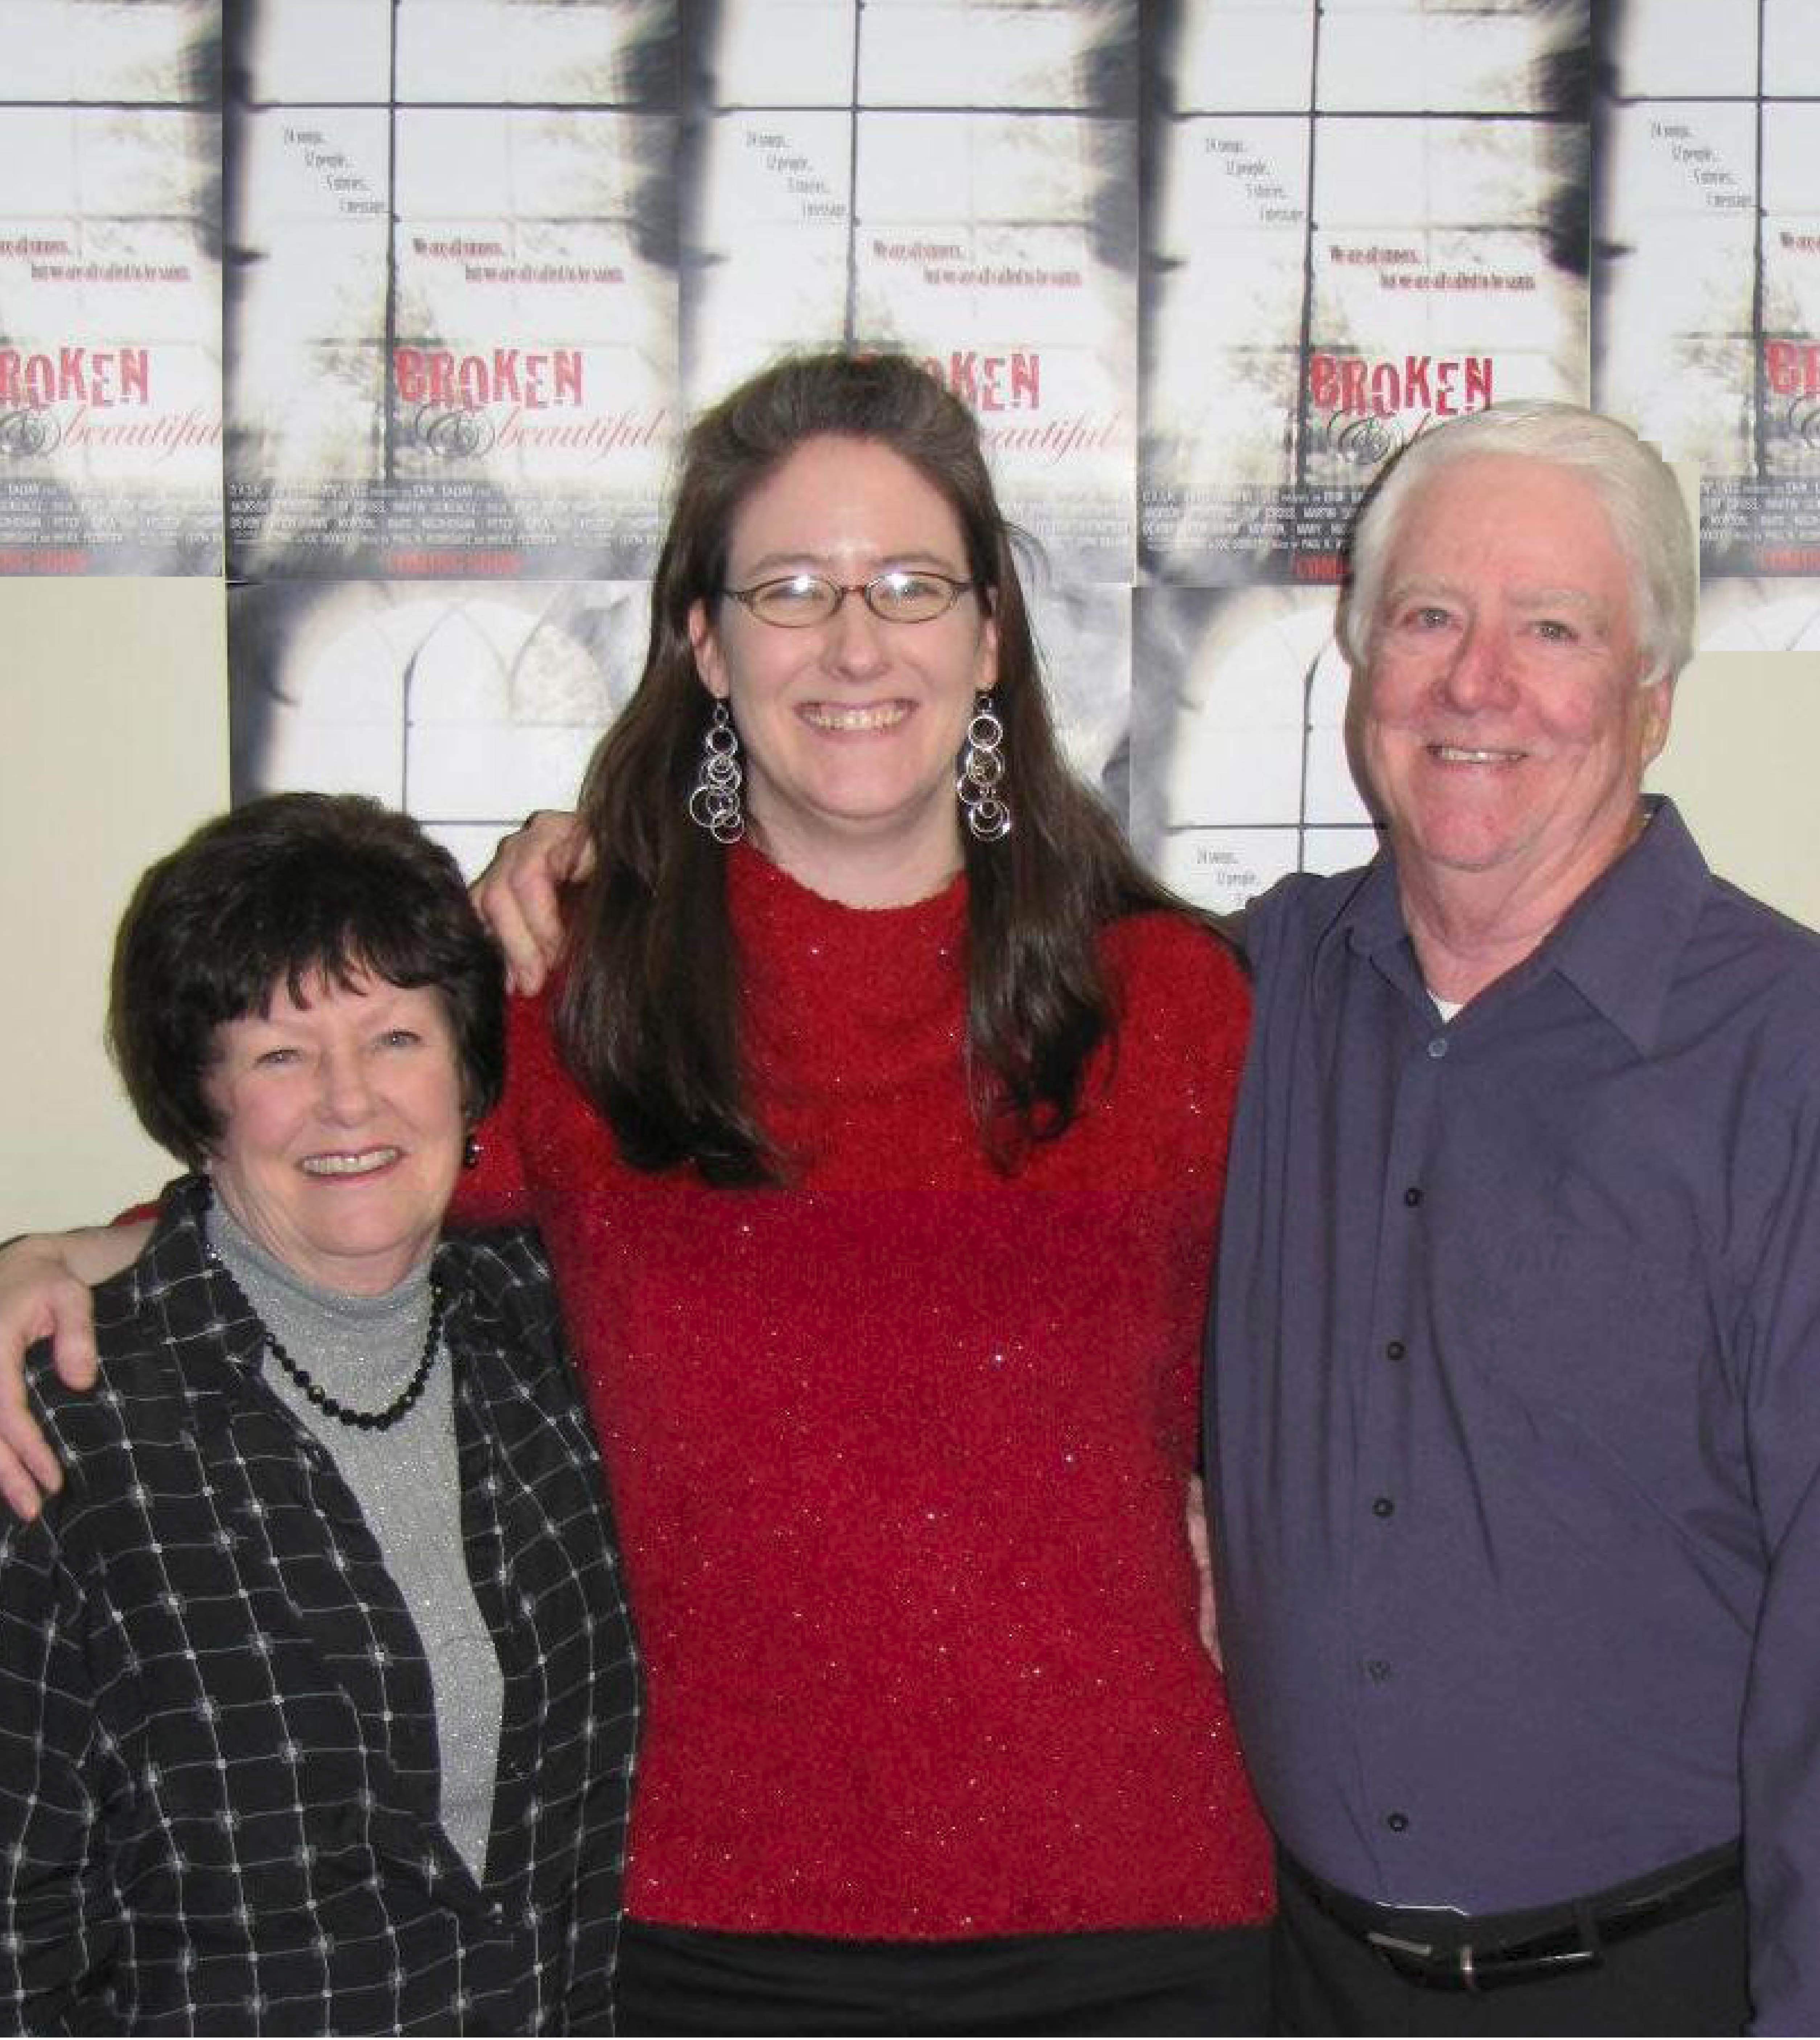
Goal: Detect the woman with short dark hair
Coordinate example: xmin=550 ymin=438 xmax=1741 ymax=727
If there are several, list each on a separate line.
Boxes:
xmin=0 ymin=793 xmax=637 ymax=2034
xmin=111 ymin=791 xmax=507 ymax=1161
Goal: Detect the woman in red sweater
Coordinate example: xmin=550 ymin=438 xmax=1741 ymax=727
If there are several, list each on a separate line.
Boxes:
xmin=0 ymin=352 xmax=1270 ymax=2032
xmin=465 ymin=352 xmax=1271 ymax=2031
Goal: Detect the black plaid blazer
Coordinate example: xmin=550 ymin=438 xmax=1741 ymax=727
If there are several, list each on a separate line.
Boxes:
xmin=0 ymin=1176 xmax=639 ymax=2035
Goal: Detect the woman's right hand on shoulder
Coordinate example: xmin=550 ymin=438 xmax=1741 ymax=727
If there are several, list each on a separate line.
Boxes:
xmin=470 ymin=810 xmax=593 ymax=998
xmin=0 ymin=1224 xmax=149 ymax=1519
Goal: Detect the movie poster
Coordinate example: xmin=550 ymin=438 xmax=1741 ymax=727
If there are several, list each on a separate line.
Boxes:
xmin=1132 ymin=0 xmax=1588 ymax=899
xmin=680 ymin=0 xmax=1139 ymax=582
xmin=1141 ymin=0 xmax=1590 ymax=587
xmin=0 ymin=0 xmax=222 ymax=574
xmin=224 ymin=0 xmax=678 ymax=581
xmin=1593 ymin=0 xmax=1820 ymax=637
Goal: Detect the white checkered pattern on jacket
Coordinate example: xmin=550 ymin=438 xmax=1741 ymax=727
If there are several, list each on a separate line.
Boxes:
xmin=0 ymin=1177 xmax=639 ymax=2035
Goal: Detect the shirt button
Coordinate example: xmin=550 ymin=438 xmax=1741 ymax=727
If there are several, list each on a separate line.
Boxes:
xmin=1372 ymin=1496 xmax=1396 ymax=1519
xmin=1404 ymin=1186 xmax=1423 ymax=1207
xmin=1386 ymin=1811 xmax=1410 ymax=1834
xmin=1427 ymin=1035 xmax=1448 ymax=1059
xmin=1365 ymin=1658 xmax=1393 ymax=1683
xmin=1384 ymin=1339 xmax=1406 ymax=1361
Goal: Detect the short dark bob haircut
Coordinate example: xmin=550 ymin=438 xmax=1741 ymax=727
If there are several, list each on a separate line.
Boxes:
xmin=110 ymin=792 xmax=505 ymax=1168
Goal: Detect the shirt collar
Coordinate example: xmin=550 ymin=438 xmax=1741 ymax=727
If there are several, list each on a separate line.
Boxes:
xmin=1328 ymin=796 xmax=1710 ymax=1052
xmin=1338 ymin=851 xmax=1409 ymax=960
xmin=1543 ymin=796 xmax=1710 ymax=1053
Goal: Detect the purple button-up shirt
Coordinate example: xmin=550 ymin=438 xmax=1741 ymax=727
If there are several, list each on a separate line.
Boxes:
xmin=1209 ymin=798 xmax=1820 ymax=2031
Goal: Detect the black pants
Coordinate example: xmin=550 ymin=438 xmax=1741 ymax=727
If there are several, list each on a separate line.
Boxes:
xmin=614 ymin=1917 xmax=1272 ymax=2035
xmin=1272 ymin=1859 xmax=1749 ymax=2036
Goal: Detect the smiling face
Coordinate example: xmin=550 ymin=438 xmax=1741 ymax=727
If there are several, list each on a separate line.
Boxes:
xmin=688 ymin=433 xmax=998 ymax=902
xmin=204 ymin=972 xmax=466 ymax=1296
xmin=1353 ymin=453 xmax=1673 ymax=915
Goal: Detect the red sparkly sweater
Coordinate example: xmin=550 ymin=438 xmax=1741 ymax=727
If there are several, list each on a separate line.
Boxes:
xmin=457 ymin=845 xmax=1272 ymax=1938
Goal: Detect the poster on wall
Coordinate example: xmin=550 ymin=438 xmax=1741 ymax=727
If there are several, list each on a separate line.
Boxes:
xmin=224 ymin=0 xmax=679 ymax=581
xmin=1132 ymin=0 xmax=1589 ymax=912
xmin=1593 ymin=0 xmax=1820 ymax=640
xmin=0 ymin=0 xmax=222 ymax=575
xmin=1140 ymin=0 xmax=1590 ymax=591
xmin=680 ymin=0 xmax=1139 ymax=583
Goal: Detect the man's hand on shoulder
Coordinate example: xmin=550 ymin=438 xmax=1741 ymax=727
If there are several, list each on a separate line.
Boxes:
xmin=0 ymin=1224 xmax=149 ymax=1518
xmin=470 ymin=810 xmax=591 ymax=998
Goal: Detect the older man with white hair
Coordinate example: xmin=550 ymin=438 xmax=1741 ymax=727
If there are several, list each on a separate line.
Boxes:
xmin=1209 ymin=402 xmax=1820 ymax=2034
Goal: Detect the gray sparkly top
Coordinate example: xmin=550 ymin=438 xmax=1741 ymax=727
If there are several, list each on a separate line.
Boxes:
xmin=206 ymin=1200 xmax=505 ymax=1881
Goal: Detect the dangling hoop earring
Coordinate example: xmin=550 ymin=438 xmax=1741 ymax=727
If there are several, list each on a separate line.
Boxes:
xmin=957 ymin=692 xmax=1011 ymax=843
xmin=687 ymin=700 xmax=744 ymax=843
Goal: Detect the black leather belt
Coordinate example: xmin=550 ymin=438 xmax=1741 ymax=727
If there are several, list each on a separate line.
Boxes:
xmin=1281 ymin=1842 xmax=1741 ymax=1994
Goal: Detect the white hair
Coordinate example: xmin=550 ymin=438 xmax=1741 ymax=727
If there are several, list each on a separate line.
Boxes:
xmin=1339 ymin=402 xmax=1696 ymax=686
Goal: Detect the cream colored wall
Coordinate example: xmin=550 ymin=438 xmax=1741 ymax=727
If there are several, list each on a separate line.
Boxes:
xmin=1 ymin=577 xmax=228 ymax=1232
xmin=1648 ymin=651 xmax=1820 ymax=930
xmin=1 ymin=580 xmax=1816 ymax=1236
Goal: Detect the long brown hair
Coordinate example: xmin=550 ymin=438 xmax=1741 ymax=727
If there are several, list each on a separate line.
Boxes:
xmin=558 ymin=350 xmax=1201 ymax=1184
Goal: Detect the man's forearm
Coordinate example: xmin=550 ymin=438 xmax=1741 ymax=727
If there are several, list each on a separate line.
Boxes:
xmin=0 ymin=1219 xmax=149 ymax=1517
xmin=4 ymin=1224 xmax=148 ymax=1288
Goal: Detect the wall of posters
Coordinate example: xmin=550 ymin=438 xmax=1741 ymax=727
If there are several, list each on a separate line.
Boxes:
xmin=227 ymin=575 xmax=648 ymax=869
xmin=2 ymin=0 xmax=1814 ymax=912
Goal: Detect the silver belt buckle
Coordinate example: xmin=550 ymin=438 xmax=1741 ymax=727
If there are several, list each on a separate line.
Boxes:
xmin=1364 ymin=1929 xmax=1481 ymax=1990
xmin=1364 ymin=1929 xmax=1439 ymax=1961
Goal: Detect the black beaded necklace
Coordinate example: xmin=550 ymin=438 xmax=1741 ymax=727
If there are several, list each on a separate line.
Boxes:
xmin=252 ymin=1275 xmax=446 ymax=1433
xmin=205 ymin=1207 xmax=446 ymax=1432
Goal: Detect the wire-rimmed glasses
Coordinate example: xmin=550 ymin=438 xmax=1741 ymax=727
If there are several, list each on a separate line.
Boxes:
xmin=723 ymin=569 xmax=977 ymax=628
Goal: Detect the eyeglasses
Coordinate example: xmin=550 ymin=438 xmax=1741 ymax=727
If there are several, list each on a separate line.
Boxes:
xmin=723 ymin=569 xmax=977 ymax=629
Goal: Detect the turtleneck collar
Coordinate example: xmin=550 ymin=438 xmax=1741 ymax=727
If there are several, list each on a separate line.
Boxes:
xmin=726 ymin=839 xmax=971 ymax=1098
xmin=205 ymin=1189 xmax=438 ymax=1413
xmin=728 ymin=836 xmax=965 ymax=931
xmin=206 ymin=1191 xmax=434 ymax=1325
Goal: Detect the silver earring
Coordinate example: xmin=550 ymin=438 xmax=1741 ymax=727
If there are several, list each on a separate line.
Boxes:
xmin=958 ymin=692 xmax=1011 ymax=843
xmin=687 ymin=700 xmax=744 ymax=843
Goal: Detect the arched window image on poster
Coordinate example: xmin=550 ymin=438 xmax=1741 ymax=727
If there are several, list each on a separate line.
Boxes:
xmin=1022 ymin=578 xmax=1132 ymax=815
xmin=1700 ymin=577 xmax=1820 ymax=653
xmin=227 ymin=579 xmax=647 ymax=874
xmin=1130 ymin=583 xmax=1377 ymax=919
